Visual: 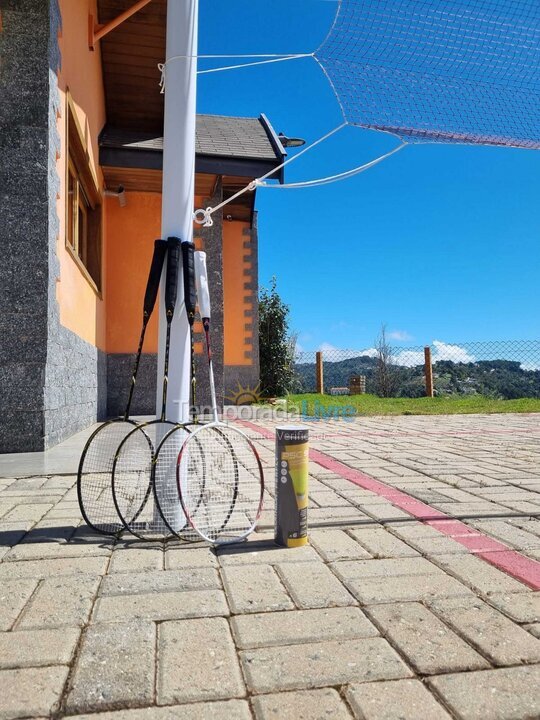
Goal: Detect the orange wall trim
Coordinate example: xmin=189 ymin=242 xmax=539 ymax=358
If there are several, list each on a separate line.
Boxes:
xmin=56 ymin=0 xmax=107 ymax=348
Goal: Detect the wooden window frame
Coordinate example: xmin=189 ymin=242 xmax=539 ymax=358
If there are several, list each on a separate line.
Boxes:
xmin=65 ymin=91 xmax=102 ymax=295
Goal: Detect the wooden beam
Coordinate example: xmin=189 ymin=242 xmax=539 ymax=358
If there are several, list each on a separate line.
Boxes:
xmin=89 ymin=0 xmax=153 ymax=50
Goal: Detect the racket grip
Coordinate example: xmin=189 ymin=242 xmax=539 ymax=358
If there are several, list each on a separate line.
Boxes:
xmin=165 ymin=237 xmax=181 ymax=316
xmin=181 ymin=241 xmax=197 ymax=321
xmin=143 ymin=239 xmax=168 ymax=318
xmin=194 ymin=250 xmax=211 ymax=319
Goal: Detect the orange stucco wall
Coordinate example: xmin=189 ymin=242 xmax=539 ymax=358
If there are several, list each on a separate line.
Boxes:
xmin=105 ymin=193 xmax=162 ymax=353
xmin=223 ymin=221 xmax=253 ymax=366
xmin=56 ymin=0 xmax=107 ymax=349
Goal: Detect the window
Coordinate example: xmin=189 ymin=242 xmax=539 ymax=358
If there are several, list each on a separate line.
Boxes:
xmin=65 ymin=93 xmax=102 ymax=291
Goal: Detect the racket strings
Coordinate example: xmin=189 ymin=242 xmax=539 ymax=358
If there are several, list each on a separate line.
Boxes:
xmin=112 ymin=422 xmax=174 ymax=537
xmin=179 ymin=425 xmax=263 ymax=543
xmin=78 ymin=420 xmax=137 ymax=534
xmin=153 ymin=426 xmax=199 ymax=540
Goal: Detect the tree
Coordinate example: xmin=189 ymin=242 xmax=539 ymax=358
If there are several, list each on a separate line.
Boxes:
xmin=375 ymin=324 xmax=397 ymax=397
xmin=259 ymin=277 xmax=295 ymax=397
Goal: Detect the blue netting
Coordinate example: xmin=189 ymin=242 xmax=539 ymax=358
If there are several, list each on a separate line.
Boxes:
xmin=316 ymin=0 xmax=540 ymax=148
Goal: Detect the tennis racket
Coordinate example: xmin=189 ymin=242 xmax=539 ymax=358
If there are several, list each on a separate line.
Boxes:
xmin=177 ymin=250 xmax=264 ymax=544
xmin=77 ymin=238 xmax=168 ymax=535
xmin=111 ymin=236 xmax=184 ymax=540
xmin=152 ymin=240 xmax=202 ymax=539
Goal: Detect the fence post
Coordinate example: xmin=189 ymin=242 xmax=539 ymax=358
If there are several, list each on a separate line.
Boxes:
xmin=316 ymin=351 xmax=324 ymax=394
xmin=424 ymin=346 xmax=434 ymax=397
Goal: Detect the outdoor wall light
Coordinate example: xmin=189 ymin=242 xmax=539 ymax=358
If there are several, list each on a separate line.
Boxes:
xmin=105 ymin=186 xmax=127 ymax=207
xmin=278 ymin=132 xmax=306 ymax=148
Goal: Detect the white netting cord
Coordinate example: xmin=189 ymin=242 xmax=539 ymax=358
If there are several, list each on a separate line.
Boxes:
xmin=257 ymin=140 xmax=407 ymax=189
xmin=159 ymin=53 xmax=313 ymax=93
xmin=193 ymin=124 xmax=407 ymax=227
xmin=193 ymin=124 xmax=347 ymax=227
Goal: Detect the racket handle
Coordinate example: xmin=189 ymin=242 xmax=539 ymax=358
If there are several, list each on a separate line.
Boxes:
xmin=165 ymin=237 xmax=181 ymax=317
xmin=143 ymin=239 xmax=168 ymax=318
xmin=194 ymin=250 xmax=211 ymax=320
xmin=181 ymin=241 xmax=197 ymax=322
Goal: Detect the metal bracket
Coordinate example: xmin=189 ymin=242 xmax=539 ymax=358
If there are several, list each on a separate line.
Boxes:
xmin=88 ymin=0 xmax=153 ymax=51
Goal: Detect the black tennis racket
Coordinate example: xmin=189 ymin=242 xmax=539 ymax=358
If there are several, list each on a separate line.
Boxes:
xmin=111 ymin=236 xmax=184 ymax=540
xmin=152 ymin=240 xmax=202 ymax=539
xmin=177 ymin=250 xmax=264 ymax=544
xmin=77 ymin=238 xmax=167 ymax=535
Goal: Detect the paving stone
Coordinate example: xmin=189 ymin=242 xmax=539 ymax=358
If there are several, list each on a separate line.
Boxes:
xmin=0 ymin=665 xmax=69 ymax=720
xmin=0 ymin=556 xmax=108 ymax=580
xmin=348 ymin=528 xmax=420 ymax=558
xmin=485 ymin=592 xmax=540 ymax=623
xmin=526 ymin=623 xmax=540 ymax=638
xmin=217 ymin=542 xmax=320 ymax=566
xmin=157 ymin=617 xmax=245 ymax=704
xmin=241 ymin=636 xmax=412 ymax=693
xmin=165 ymin=547 xmax=219 ymax=569
xmin=3 ymin=504 xmax=53 ymax=522
xmin=108 ymin=547 xmax=163 ymax=573
xmin=471 ymin=520 xmax=540 ymax=549
xmin=252 ymin=688 xmax=352 ymax=720
xmin=67 ymin=700 xmax=252 ymax=719
xmin=366 ymin=602 xmax=489 ymax=675
xmin=221 ymin=565 xmax=293 ymax=614
xmin=431 ymin=553 xmax=531 ymax=595
xmin=346 ymin=572 xmax=472 ymax=605
xmin=428 ymin=665 xmax=540 ymax=720
xmin=309 ymin=491 xmax=353 ymax=507
xmin=331 ymin=557 xmax=444 ymax=582
xmin=396 ymin=534 xmax=471 ymax=555
xmin=66 ymin=621 xmax=155 ymax=714
xmin=231 ymin=606 xmax=378 ymax=649
xmin=0 ymin=627 xmax=80 ymax=668
xmin=100 ymin=568 xmax=220 ymax=596
xmin=427 ymin=595 xmax=540 ymax=665
xmin=308 ymin=529 xmax=372 ymax=562
xmin=0 ymin=522 xmax=31 ymax=547
xmin=276 ymin=562 xmax=356 ymax=609
xmin=94 ymin=589 xmax=228 ymax=623
xmin=3 ymin=540 xmax=111 ymax=562
xmin=0 ymin=578 xmax=39 ymax=631
xmin=346 ymin=679 xmax=452 ymax=720
xmin=17 ymin=575 xmax=100 ymax=630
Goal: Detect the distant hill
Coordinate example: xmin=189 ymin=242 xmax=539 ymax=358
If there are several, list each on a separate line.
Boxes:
xmin=293 ymin=356 xmax=540 ymax=399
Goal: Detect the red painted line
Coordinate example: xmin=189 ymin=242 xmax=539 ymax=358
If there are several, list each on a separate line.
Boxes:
xmin=238 ymin=419 xmax=540 ymax=590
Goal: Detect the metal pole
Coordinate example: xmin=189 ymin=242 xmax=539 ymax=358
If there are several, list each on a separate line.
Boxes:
xmin=156 ymin=0 xmax=198 ymax=425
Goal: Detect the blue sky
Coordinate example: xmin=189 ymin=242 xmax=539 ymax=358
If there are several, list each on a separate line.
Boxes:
xmin=197 ymin=0 xmax=540 ymax=352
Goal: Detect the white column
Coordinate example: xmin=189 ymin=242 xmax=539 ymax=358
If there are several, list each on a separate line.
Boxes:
xmin=156 ymin=0 xmax=198 ymax=424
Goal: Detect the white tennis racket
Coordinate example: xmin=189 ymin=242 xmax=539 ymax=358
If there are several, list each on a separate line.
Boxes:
xmin=176 ymin=251 xmax=264 ymax=544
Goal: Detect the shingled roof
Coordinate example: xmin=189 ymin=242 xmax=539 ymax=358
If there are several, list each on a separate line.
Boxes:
xmin=100 ymin=113 xmax=285 ymax=161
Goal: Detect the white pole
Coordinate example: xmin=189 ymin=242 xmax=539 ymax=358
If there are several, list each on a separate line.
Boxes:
xmin=156 ymin=0 xmax=198 ymax=424
xmin=154 ymin=0 xmax=198 ymax=531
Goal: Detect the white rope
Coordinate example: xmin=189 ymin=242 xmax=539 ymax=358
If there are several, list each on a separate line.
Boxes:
xmin=159 ymin=53 xmax=312 ymax=92
xmin=198 ymin=54 xmax=313 ymax=76
xmin=193 ymin=123 xmax=347 ymax=227
xmin=256 ymin=140 xmax=407 ymax=189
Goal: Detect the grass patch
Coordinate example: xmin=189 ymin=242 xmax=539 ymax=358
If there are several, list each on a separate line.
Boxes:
xmin=285 ymin=393 xmax=540 ymax=417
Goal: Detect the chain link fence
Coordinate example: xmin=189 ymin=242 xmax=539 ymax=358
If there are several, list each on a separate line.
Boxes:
xmin=294 ymin=340 xmax=540 ymax=399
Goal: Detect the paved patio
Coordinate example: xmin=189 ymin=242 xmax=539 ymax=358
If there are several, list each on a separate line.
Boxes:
xmin=1 ymin=413 xmax=540 ymax=719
